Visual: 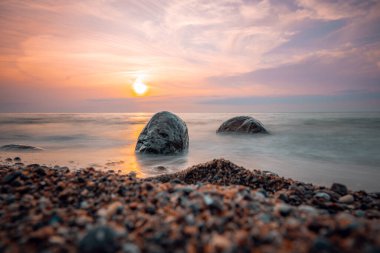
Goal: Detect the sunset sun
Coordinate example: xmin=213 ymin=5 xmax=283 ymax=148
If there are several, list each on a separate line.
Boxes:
xmin=132 ymin=77 xmax=148 ymax=96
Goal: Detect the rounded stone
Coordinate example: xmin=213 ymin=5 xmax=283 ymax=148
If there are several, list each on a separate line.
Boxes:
xmin=314 ymin=192 xmax=331 ymax=201
xmin=331 ymin=183 xmax=348 ymax=196
xmin=216 ymin=116 xmax=268 ymax=134
xmin=338 ymin=194 xmax=354 ymax=204
xmin=79 ymin=226 xmax=117 ymax=253
xmin=135 ymin=111 xmax=189 ymax=154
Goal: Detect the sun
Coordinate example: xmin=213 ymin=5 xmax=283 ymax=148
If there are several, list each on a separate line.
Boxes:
xmin=132 ymin=77 xmax=148 ymax=96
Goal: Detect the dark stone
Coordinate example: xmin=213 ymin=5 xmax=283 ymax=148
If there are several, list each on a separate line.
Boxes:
xmin=155 ymin=166 xmax=167 ymax=171
xmin=145 ymin=205 xmax=156 ymax=215
xmin=288 ymin=195 xmax=302 ymax=205
xmin=170 ymin=178 xmax=183 ymax=184
xmin=117 ymin=186 xmax=127 ymax=196
xmin=49 ymin=214 xmax=63 ymax=225
xmin=135 ymin=111 xmax=189 ymax=155
xmin=278 ymin=193 xmax=288 ymax=202
xmin=77 ymin=177 xmax=86 ymax=184
xmin=79 ymin=226 xmax=117 ymax=253
xmin=331 ymin=183 xmax=348 ymax=196
xmin=2 ymin=172 xmax=21 ymax=184
xmin=143 ymin=182 xmax=154 ymax=191
xmin=14 ymin=157 xmax=21 ymax=162
xmin=310 ymin=237 xmax=336 ymax=253
xmin=34 ymin=167 xmax=46 ymax=177
xmin=125 ymin=221 xmax=135 ymax=232
xmin=216 ymin=116 xmax=268 ymax=134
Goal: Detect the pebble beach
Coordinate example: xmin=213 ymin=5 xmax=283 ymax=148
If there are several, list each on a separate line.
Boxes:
xmin=0 ymin=158 xmax=379 ymax=253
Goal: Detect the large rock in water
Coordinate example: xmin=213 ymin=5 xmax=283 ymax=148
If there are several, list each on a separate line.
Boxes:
xmin=135 ymin=111 xmax=189 ymax=154
xmin=217 ymin=116 xmax=268 ymax=134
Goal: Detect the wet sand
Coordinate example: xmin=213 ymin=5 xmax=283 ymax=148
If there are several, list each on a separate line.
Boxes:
xmin=0 ymin=158 xmax=379 ymax=253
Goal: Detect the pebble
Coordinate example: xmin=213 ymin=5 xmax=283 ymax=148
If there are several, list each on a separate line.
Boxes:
xmin=79 ymin=226 xmax=117 ymax=253
xmin=298 ymin=205 xmax=318 ymax=215
xmin=123 ymin=243 xmax=141 ymax=253
xmin=331 ymin=183 xmax=348 ymax=196
xmin=98 ymin=201 xmax=123 ymax=218
xmin=339 ymin=194 xmax=354 ymax=204
xmin=2 ymin=171 xmax=21 ymax=184
xmin=0 ymin=159 xmax=379 ymax=253
xmin=314 ymin=192 xmax=331 ymax=201
xmin=275 ymin=203 xmax=293 ymax=217
xmin=209 ymin=234 xmax=231 ymax=251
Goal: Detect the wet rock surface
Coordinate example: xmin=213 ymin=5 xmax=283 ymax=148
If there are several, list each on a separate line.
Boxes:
xmin=0 ymin=159 xmax=379 ymax=253
xmin=217 ymin=116 xmax=268 ymax=134
xmin=135 ymin=111 xmax=189 ymax=154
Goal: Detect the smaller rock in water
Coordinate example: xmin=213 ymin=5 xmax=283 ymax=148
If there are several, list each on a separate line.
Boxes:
xmin=217 ymin=116 xmax=268 ymax=134
xmin=79 ymin=226 xmax=117 ymax=253
xmin=0 ymin=144 xmax=43 ymax=152
xmin=154 ymin=166 xmax=167 ymax=171
xmin=13 ymin=157 xmax=21 ymax=162
xmin=339 ymin=194 xmax=354 ymax=204
xmin=331 ymin=183 xmax=348 ymax=196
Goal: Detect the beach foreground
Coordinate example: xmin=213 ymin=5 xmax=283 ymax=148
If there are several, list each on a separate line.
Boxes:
xmin=0 ymin=159 xmax=379 ymax=253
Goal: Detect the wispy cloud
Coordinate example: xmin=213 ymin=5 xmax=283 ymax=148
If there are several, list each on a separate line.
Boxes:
xmin=208 ymin=46 xmax=380 ymax=95
xmin=0 ymin=0 xmax=379 ymax=112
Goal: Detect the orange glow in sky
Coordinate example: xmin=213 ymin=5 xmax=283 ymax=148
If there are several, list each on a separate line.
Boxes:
xmin=0 ymin=1 xmax=379 ymax=112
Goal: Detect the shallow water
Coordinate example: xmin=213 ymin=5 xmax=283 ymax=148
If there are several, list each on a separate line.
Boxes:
xmin=0 ymin=112 xmax=380 ymax=191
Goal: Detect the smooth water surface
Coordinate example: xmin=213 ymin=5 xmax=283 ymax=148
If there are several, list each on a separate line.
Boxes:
xmin=0 ymin=112 xmax=379 ymax=191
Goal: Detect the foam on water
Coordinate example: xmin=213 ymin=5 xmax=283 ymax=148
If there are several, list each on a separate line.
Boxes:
xmin=0 ymin=112 xmax=379 ymax=191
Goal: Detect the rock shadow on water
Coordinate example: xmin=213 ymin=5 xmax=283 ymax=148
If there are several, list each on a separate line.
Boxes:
xmin=135 ymin=152 xmax=188 ymax=176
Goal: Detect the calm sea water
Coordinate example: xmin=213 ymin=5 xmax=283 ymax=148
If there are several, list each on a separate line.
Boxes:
xmin=0 ymin=112 xmax=379 ymax=191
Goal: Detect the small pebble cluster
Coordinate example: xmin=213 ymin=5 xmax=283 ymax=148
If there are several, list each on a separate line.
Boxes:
xmin=0 ymin=158 xmax=379 ymax=253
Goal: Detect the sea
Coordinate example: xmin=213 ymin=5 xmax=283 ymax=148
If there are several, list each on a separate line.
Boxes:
xmin=0 ymin=112 xmax=379 ymax=192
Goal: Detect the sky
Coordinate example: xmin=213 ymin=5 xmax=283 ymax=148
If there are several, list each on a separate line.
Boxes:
xmin=0 ymin=0 xmax=379 ymax=112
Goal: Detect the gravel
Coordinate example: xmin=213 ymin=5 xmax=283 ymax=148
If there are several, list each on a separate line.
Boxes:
xmin=0 ymin=158 xmax=379 ymax=253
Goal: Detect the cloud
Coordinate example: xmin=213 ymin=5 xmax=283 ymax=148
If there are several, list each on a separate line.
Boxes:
xmin=200 ymin=90 xmax=380 ymax=105
xmin=296 ymin=0 xmax=376 ymax=20
xmin=0 ymin=0 xmax=379 ymax=112
xmin=208 ymin=46 xmax=380 ymax=95
xmin=198 ymin=90 xmax=380 ymax=112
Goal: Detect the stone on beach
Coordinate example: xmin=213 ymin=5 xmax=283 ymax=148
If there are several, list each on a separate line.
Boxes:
xmin=135 ymin=111 xmax=189 ymax=154
xmin=339 ymin=194 xmax=355 ymax=204
xmin=216 ymin=116 xmax=268 ymax=134
xmin=331 ymin=183 xmax=348 ymax=196
xmin=149 ymin=159 xmax=291 ymax=191
xmin=79 ymin=226 xmax=117 ymax=253
xmin=0 ymin=160 xmax=380 ymax=253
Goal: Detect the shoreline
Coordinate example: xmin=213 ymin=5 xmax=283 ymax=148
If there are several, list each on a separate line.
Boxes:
xmin=0 ymin=159 xmax=379 ymax=252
